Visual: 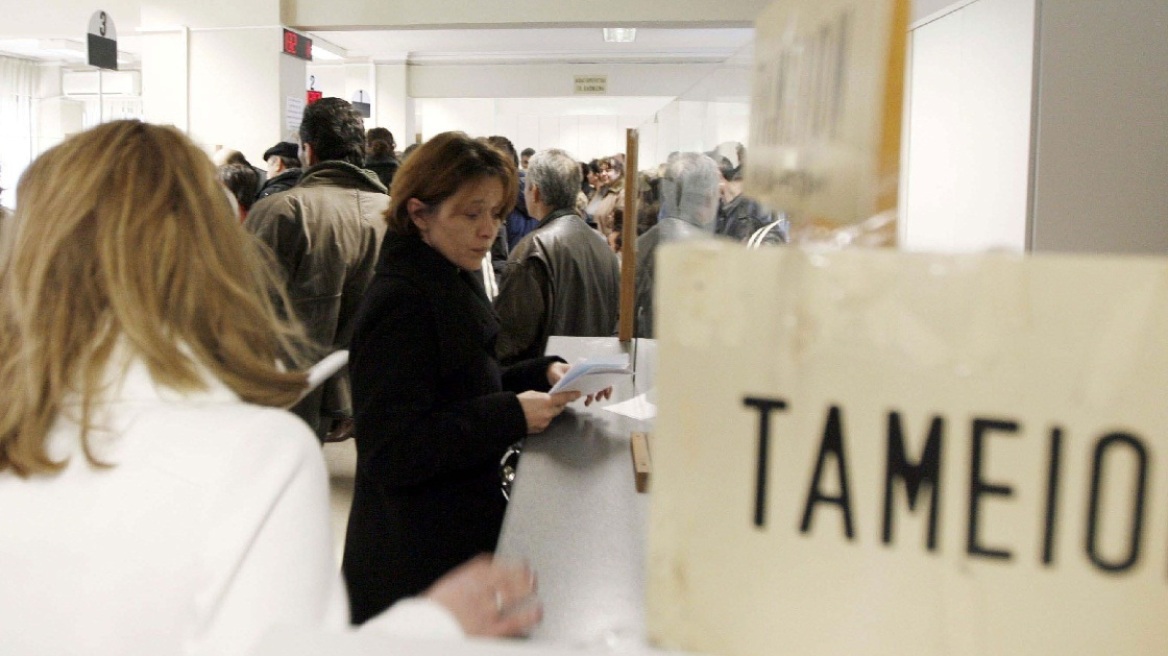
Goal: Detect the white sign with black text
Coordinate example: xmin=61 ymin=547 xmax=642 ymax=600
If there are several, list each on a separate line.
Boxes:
xmin=649 ymin=242 xmax=1168 ymax=656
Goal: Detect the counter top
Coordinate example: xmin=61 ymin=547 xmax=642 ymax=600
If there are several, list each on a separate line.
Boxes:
xmin=496 ymin=336 xmax=657 ymax=650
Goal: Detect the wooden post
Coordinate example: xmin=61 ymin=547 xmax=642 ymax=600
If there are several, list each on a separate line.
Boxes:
xmin=631 ymin=431 xmax=652 ymax=493
xmin=618 ymin=128 xmax=639 ymax=342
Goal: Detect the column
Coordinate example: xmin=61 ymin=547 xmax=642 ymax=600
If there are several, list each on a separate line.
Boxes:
xmin=138 ymin=0 xmax=306 ymax=164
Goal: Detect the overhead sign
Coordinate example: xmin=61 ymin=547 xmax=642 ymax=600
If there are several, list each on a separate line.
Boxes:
xmin=306 ymin=75 xmax=322 ymax=105
xmin=648 ymin=242 xmax=1168 ymax=656
xmin=86 ymin=10 xmax=118 ymax=70
xmin=283 ymin=28 xmax=313 ymax=61
xmin=574 ymin=75 xmax=607 ymax=95
xmin=351 ymin=90 xmax=371 ymax=118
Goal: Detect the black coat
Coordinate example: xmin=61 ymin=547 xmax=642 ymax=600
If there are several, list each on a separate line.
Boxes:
xmin=342 ymin=232 xmax=560 ymax=624
xmin=364 ymin=157 xmax=399 ymax=190
xmin=256 ymin=167 xmax=302 ymax=200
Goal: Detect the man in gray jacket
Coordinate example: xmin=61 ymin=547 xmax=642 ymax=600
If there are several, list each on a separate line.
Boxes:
xmin=245 ymin=98 xmax=388 ymax=439
xmin=494 ymin=149 xmax=621 ymax=365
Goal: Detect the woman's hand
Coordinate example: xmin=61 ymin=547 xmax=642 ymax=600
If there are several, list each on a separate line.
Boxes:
xmin=424 ymin=554 xmax=542 ymax=638
xmin=583 ymin=387 xmax=614 ymax=407
xmin=546 ymin=361 xmax=571 ymax=387
xmin=545 ymin=362 xmax=614 ymax=407
xmin=517 ymin=390 xmax=580 ymax=434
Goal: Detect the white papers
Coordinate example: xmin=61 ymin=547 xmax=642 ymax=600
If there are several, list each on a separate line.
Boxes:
xmin=603 ymin=392 xmax=657 ymax=420
xmin=305 ymin=350 xmax=349 ymax=394
xmin=285 ymin=95 xmax=306 ymax=136
xmin=549 ymin=354 xmax=632 ymax=395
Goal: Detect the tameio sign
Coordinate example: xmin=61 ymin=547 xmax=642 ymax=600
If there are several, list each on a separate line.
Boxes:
xmin=743 ymin=400 xmax=1152 ymax=573
xmin=648 ymin=243 xmax=1168 ymax=656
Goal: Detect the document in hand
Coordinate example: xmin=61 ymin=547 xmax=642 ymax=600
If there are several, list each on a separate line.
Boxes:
xmin=303 ymin=350 xmax=350 ymax=396
xmin=549 ymin=354 xmax=632 ymax=395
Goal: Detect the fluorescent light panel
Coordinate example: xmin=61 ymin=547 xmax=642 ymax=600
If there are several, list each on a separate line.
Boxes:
xmin=603 ymin=28 xmax=636 ymax=43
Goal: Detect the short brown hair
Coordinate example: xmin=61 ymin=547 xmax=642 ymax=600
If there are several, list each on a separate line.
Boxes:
xmin=385 ymin=131 xmax=518 ymax=236
xmin=0 ymin=120 xmax=313 ymax=476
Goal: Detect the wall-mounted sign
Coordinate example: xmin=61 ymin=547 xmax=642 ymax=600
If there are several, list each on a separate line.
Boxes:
xmin=306 ymin=74 xmax=322 ymax=105
xmin=574 ymin=75 xmax=607 ymax=95
xmin=86 ymin=10 xmax=118 ymax=71
xmin=351 ymin=90 xmax=371 ymax=118
xmin=649 ymin=242 xmax=1168 ymax=655
xmin=285 ymin=95 xmax=306 ymax=136
xmin=283 ymin=28 xmax=313 ymax=61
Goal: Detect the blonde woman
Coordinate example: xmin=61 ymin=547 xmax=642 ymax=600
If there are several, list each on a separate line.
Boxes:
xmin=0 ymin=121 xmax=539 ymax=655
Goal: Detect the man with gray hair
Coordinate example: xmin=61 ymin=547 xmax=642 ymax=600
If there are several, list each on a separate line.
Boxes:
xmin=494 ymin=148 xmax=621 ymax=364
xmin=634 ymin=151 xmax=721 ymax=338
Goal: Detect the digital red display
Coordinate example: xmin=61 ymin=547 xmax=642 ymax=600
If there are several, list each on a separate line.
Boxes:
xmin=283 ymin=28 xmax=313 ymax=61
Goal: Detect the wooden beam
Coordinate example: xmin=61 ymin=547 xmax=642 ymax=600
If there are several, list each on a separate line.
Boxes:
xmin=618 ymin=128 xmax=639 ymax=342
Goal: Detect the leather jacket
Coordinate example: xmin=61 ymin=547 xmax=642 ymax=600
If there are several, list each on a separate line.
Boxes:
xmin=244 ymin=161 xmax=389 ymax=435
xmin=716 ymin=193 xmax=782 ymax=242
xmin=494 ymin=208 xmax=621 ymax=364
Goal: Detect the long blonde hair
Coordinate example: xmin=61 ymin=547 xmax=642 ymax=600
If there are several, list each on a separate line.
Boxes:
xmin=0 ymin=121 xmax=313 ymax=476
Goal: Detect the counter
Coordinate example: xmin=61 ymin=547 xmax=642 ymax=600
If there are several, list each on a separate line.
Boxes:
xmin=496 ymin=336 xmax=657 ymax=650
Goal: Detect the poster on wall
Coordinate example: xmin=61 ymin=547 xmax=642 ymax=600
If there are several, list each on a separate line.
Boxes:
xmin=648 ymin=241 xmax=1168 ymax=656
xmin=744 ymin=0 xmax=909 ymax=229
xmin=285 ymin=96 xmax=306 ymax=137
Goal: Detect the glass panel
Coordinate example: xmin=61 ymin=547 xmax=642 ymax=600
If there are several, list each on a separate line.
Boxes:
xmin=627 ymin=41 xmax=788 ymax=339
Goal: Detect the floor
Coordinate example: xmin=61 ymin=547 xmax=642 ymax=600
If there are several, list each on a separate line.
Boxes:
xmin=322 ymin=439 xmax=357 ymax=566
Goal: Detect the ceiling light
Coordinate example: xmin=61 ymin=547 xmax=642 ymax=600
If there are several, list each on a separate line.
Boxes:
xmin=603 ymin=28 xmax=636 ymax=43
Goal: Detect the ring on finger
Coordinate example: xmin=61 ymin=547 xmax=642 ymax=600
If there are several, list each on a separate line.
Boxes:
xmin=494 ymin=589 xmax=505 ymax=614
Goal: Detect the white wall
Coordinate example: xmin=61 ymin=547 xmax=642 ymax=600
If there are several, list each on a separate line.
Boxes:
xmin=141 ymin=28 xmax=189 ymax=131
xmin=900 ymin=0 xmax=1035 ymax=253
xmin=186 ymin=27 xmax=284 ymax=162
xmin=901 ymin=0 xmax=1168 ymax=255
xmin=417 ymin=96 xmax=671 ymax=163
xmin=410 ymin=62 xmax=720 ymax=99
xmin=375 ymin=63 xmax=414 ymax=145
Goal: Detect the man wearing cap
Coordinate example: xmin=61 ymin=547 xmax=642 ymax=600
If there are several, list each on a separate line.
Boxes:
xmin=257 ymin=141 xmax=303 ymax=200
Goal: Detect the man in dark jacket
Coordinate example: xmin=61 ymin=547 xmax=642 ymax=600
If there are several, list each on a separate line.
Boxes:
xmin=244 ymin=98 xmax=388 ymax=439
xmin=715 ymin=160 xmax=787 ymax=243
xmin=494 ymin=148 xmax=621 ymax=365
xmin=635 ymin=152 xmax=721 ymax=338
xmin=257 ymin=141 xmax=302 ymax=200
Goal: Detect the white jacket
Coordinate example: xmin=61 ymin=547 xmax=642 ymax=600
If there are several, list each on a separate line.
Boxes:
xmin=0 ymin=355 xmax=461 ymax=655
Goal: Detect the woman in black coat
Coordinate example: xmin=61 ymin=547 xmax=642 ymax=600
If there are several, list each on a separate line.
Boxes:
xmin=343 ymin=132 xmax=583 ymax=624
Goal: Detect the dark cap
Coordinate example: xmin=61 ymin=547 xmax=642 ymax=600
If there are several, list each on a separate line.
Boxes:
xmin=263 ymin=141 xmax=299 ymax=162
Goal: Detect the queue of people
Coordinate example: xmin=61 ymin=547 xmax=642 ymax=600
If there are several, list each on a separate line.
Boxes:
xmin=0 ymin=96 xmax=785 ymax=654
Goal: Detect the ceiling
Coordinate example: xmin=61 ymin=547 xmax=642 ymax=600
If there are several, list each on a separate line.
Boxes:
xmin=0 ymin=27 xmax=753 ymax=69
xmin=309 ymin=27 xmax=754 ymax=65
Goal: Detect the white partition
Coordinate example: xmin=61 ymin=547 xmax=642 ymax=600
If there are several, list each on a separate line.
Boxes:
xmin=901 ymin=0 xmax=1035 ymax=253
xmin=901 ymin=0 xmax=1168 ymax=255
